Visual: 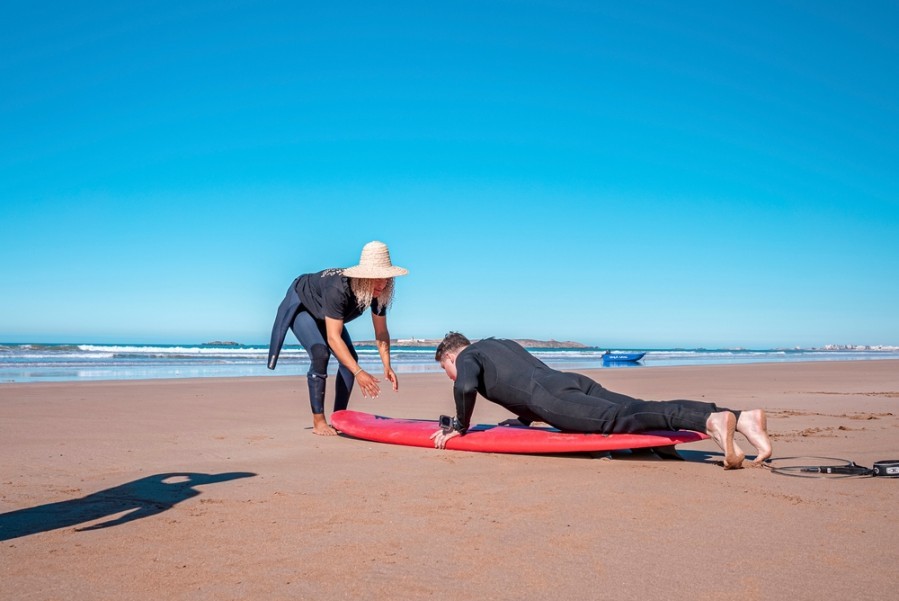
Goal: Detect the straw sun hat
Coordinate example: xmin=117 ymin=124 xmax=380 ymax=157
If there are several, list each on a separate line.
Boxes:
xmin=342 ymin=241 xmax=408 ymax=279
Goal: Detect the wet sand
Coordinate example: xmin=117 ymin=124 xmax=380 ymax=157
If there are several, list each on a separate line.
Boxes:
xmin=2 ymin=360 xmax=898 ymax=600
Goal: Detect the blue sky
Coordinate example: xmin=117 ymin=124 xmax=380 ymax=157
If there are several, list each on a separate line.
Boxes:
xmin=2 ymin=0 xmax=897 ymax=348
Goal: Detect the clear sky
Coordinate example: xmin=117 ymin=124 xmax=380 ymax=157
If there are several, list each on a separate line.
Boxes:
xmin=2 ymin=0 xmax=898 ymax=349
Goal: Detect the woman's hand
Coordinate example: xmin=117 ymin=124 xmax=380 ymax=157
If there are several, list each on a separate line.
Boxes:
xmin=355 ymin=370 xmax=381 ymax=398
xmin=429 ymin=428 xmax=461 ymax=449
xmin=384 ymin=367 xmax=399 ymax=391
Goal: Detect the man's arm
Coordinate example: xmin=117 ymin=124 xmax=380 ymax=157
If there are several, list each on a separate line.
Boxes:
xmin=452 ymin=353 xmax=481 ymax=433
xmin=431 ymin=350 xmax=482 ymax=450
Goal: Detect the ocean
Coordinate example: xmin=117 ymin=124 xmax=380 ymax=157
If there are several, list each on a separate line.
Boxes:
xmin=2 ymin=342 xmax=898 ymax=384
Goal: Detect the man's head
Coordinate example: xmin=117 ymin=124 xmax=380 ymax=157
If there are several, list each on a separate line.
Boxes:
xmin=434 ymin=332 xmax=471 ymax=381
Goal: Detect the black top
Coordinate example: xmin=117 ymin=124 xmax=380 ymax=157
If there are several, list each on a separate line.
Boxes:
xmin=295 ymin=269 xmax=386 ymax=322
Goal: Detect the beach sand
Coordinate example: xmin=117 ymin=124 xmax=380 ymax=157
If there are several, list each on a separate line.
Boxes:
xmin=2 ymin=361 xmax=898 ymax=600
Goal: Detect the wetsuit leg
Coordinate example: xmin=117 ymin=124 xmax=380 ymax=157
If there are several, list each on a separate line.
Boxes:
xmin=578 ymin=376 xmax=740 ymax=419
xmin=578 ymin=374 xmax=732 ymax=431
xmin=307 ymin=372 xmax=327 ymax=414
xmin=333 ymin=326 xmax=358 ymax=412
xmin=601 ymin=398 xmax=713 ymax=433
xmin=661 ymin=399 xmax=740 ymax=423
xmin=533 ymin=372 xmax=717 ymax=433
xmin=290 ymin=311 xmax=331 ymax=414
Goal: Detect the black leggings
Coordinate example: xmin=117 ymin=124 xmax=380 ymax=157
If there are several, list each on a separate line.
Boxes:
xmin=532 ymin=372 xmax=738 ymax=434
xmin=290 ymin=310 xmax=357 ymax=414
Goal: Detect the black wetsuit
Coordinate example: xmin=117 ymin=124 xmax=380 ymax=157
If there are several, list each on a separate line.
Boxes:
xmin=267 ymin=269 xmax=386 ymax=413
xmin=452 ymin=338 xmax=735 ymax=434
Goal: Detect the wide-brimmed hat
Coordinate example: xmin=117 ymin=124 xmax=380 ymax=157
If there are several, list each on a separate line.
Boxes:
xmin=342 ymin=241 xmax=408 ymax=279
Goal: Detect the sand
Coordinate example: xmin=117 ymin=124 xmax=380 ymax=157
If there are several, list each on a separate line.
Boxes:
xmin=2 ymin=360 xmax=898 ymax=600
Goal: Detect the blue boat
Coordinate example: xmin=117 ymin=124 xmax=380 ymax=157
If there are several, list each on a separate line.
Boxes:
xmin=602 ymin=350 xmax=646 ymax=363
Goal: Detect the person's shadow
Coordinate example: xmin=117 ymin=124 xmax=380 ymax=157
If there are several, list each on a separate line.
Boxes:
xmin=0 ymin=471 xmax=256 ymax=541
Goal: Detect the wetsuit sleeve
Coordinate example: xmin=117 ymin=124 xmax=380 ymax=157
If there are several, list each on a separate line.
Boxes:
xmin=371 ymin=297 xmax=387 ymax=316
xmin=452 ymin=353 xmax=482 ymax=434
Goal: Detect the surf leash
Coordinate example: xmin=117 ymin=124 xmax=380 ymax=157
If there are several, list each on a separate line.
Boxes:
xmin=765 ymin=456 xmax=899 ymax=479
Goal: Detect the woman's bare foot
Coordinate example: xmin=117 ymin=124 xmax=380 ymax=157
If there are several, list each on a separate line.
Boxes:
xmin=705 ymin=411 xmax=744 ymax=469
xmin=736 ymin=409 xmax=772 ymax=465
xmin=312 ymin=413 xmax=338 ymax=436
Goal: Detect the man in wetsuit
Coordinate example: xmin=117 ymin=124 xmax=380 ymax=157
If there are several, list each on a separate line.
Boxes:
xmin=429 ymin=332 xmax=773 ymax=469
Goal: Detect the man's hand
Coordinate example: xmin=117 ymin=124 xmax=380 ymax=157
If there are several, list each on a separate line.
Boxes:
xmin=429 ymin=428 xmax=461 ymax=449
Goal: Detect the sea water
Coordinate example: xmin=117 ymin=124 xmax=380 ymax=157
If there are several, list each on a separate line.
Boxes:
xmin=2 ymin=343 xmax=898 ymax=384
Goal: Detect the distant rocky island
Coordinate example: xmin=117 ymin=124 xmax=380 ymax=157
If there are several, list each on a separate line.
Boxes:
xmin=201 ymin=341 xmax=241 ymax=346
xmin=357 ymin=338 xmax=588 ymax=348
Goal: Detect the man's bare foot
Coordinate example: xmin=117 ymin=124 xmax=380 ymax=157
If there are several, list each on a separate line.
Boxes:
xmin=736 ymin=409 xmax=772 ymax=465
xmin=705 ymin=411 xmax=744 ymax=469
xmin=312 ymin=414 xmax=338 ymax=436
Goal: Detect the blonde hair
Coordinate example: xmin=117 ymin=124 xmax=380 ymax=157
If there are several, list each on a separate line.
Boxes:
xmin=349 ymin=277 xmax=395 ymax=312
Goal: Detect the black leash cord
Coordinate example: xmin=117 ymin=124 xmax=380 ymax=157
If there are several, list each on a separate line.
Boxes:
xmin=766 ymin=457 xmax=899 ymax=478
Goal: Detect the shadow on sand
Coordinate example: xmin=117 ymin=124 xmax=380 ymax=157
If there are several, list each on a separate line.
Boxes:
xmin=0 ymin=471 xmax=256 ymax=541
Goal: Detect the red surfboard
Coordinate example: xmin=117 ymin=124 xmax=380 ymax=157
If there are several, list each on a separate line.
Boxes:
xmin=331 ymin=410 xmax=708 ymax=454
